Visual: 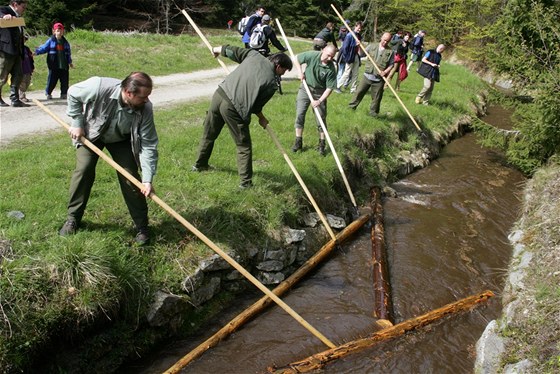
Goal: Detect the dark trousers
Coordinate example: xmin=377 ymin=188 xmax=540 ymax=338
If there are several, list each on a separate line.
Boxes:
xmin=194 ymin=90 xmax=253 ymax=184
xmin=0 ymin=51 xmax=22 ymax=102
xmin=46 ymin=68 xmax=69 ymax=95
xmin=66 ymin=140 xmax=148 ymax=229
xmin=348 ymin=76 xmax=385 ymax=115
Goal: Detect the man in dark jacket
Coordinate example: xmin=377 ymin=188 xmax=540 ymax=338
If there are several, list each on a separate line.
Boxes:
xmin=241 ymin=5 xmax=265 ymax=48
xmin=415 ymin=44 xmax=445 ymax=105
xmin=192 ymin=45 xmax=292 ymax=189
xmin=407 ymin=30 xmax=426 ymax=71
xmin=0 ymin=0 xmax=28 ymax=107
xmin=313 ymin=22 xmax=338 ymax=51
xmin=336 ymin=21 xmax=363 ymax=93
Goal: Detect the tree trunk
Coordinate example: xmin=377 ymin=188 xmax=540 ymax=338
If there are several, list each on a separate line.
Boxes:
xmin=371 ymin=186 xmax=393 ymax=323
xmin=267 ymin=290 xmax=494 ymax=373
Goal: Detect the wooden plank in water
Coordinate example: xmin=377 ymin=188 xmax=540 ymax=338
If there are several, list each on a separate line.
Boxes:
xmin=371 ymin=186 xmax=394 ymax=323
xmin=267 ymin=290 xmax=494 ymax=373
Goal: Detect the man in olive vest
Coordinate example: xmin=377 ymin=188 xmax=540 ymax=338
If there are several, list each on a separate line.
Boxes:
xmin=348 ymin=32 xmax=394 ymax=117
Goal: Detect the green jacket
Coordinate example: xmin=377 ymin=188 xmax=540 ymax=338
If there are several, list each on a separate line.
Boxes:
xmin=364 ymin=43 xmax=394 ymax=75
xmin=219 ymin=45 xmax=279 ymax=123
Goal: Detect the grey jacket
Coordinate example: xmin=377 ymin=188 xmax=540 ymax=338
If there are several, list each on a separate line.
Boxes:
xmin=66 ymin=77 xmax=158 ymax=182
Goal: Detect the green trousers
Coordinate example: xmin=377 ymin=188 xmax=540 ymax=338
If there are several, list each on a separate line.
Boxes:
xmin=348 ymin=76 xmax=385 ymax=116
xmin=194 ymin=89 xmax=253 ymax=185
xmin=66 ymin=140 xmax=148 ymax=230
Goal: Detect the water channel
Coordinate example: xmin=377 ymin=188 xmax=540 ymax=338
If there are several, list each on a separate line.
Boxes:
xmin=127 ymin=106 xmax=526 ymax=373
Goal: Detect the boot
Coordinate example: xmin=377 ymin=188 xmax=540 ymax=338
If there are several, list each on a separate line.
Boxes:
xmin=291 ymin=136 xmax=303 ymax=153
xmin=318 ymin=139 xmax=326 ymax=156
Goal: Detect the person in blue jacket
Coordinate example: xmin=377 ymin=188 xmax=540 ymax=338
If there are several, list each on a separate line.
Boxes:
xmin=34 ymin=22 xmax=74 ymax=99
xmin=241 ymin=5 xmax=265 ymax=48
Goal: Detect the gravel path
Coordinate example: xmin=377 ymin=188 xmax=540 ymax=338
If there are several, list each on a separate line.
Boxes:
xmin=0 ymin=66 xmax=299 ymax=146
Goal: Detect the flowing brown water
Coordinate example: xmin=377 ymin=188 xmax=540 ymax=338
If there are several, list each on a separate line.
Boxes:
xmin=126 ymin=106 xmax=525 ymax=373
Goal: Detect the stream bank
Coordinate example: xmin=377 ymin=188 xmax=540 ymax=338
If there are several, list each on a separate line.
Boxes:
xmin=475 ymin=161 xmax=560 ymax=373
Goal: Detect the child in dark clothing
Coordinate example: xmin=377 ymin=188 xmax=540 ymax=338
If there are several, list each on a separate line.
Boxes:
xmin=19 ymin=36 xmax=34 ymax=102
xmin=34 ymin=22 xmax=73 ymax=99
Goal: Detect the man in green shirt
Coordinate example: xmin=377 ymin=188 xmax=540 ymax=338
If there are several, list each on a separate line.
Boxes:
xmin=291 ymin=45 xmax=337 ymax=156
xmin=192 ymin=45 xmax=292 ymax=189
xmin=59 ymin=72 xmax=158 ymax=246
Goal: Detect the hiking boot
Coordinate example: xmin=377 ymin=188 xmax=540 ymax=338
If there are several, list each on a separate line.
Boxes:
xmin=291 ymin=136 xmax=303 ymax=153
xmin=60 ymin=94 xmax=67 ymax=100
xmin=239 ymin=180 xmax=253 ymax=189
xmin=59 ymin=219 xmax=79 ymax=236
xmin=11 ymin=100 xmax=29 ymax=107
xmin=318 ymin=139 xmax=326 ymax=156
xmin=135 ymin=227 xmax=150 ymax=246
xmin=191 ymin=164 xmax=210 ymax=172
xmin=46 ymin=93 xmax=53 ymax=100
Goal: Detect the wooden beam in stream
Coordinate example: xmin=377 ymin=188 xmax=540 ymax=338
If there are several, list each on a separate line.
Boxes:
xmin=267 ymin=290 xmax=494 ymax=373
xmin=164 ymin=214 xmax=371 ymax=374
xmin=371 ymin=186 xmax=394 ymax=324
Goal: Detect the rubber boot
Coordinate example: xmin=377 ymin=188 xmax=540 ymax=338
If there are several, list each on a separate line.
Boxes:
xmin=291 ymin=136 xmax=303 ymax=153
xmin=318 ymin=139 xmax=326 ymax=156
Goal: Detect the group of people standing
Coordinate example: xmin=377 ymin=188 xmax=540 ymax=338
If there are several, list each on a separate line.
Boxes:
xmin=39 ymin=4 xmax=445 ymax=247
xmin=0 ymin=1 xmax=73 ymax=107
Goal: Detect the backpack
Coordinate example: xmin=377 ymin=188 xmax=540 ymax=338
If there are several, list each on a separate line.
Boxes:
xmin=237 ymin=16 xmax=250 ymax=35
xmin=249 ymin=23 xmax=268 ymax=48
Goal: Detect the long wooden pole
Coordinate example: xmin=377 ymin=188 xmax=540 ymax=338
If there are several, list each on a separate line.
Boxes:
xmin=164 ymin=214 xmax=370 ymax=374
xmin=275 ymin=18 xmax=359 ymax=210
xmin=33 ymin=99 xmax=336 ymax=350
xmin=266 ymin=125 xmax=337 ymax=241
xmin=330 ymin=4 xmax=423 ymax=132
xmin=180 ymin=9 xmax=230 ymax=73
xmin=267 ymin=290 xmax=495 ymax=373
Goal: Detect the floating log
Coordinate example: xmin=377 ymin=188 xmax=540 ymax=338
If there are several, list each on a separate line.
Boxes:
xmin=267 ymin=290 xmax=494 ymax=373
xmin=371 ymin=186 xmax=394 ymax=323
xmin=164 ymin=214 xmax=371 ymax=374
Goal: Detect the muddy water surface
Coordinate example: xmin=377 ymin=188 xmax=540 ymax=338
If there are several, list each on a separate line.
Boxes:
xmin=128 ymin=106 xmax=525 ymax=373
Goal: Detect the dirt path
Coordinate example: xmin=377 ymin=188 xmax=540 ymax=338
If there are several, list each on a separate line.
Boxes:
xmin=0 ymin=66 xmax=299 ymax=146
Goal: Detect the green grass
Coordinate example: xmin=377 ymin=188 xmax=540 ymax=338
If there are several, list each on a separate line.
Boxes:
xmin=1 ymin=29 xmax=486 ymax=371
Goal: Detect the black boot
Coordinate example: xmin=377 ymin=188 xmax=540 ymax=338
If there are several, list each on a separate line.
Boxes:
xmin=291 ymin=136 xmax=303 ymax=152
xmin=318 ymin=139 xmax=326 ymax=156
